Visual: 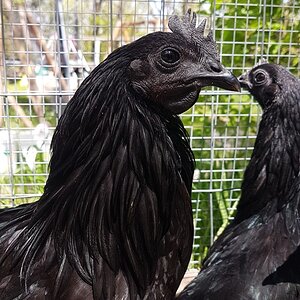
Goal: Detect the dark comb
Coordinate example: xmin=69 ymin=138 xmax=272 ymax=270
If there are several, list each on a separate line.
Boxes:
xmin=168 ymin=9 xmax=214 ymax=45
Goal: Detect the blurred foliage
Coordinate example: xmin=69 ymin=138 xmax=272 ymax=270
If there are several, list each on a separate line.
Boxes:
xmin=0 ymin=152 xmax=48 ymax=207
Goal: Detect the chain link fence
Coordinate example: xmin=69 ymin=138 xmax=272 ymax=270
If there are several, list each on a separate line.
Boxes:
xmin=0 ymin=0 xmax=299 ymax=267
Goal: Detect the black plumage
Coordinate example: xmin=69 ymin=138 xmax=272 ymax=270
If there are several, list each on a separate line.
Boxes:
xmin=177 ymin=62 xmax=300 ymax=300
xmin=0 ymin=10 xmax=240 ymax=300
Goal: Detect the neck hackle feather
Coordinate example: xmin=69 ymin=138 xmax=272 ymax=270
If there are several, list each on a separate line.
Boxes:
xmin=0 ymin=39 xmax=194 ymax=299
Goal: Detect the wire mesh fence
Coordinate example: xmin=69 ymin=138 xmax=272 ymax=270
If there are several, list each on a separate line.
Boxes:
xmin=0 ymin=0 xmax=299 ymax=267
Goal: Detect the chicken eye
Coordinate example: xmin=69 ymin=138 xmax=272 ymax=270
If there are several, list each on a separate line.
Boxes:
xmin=161 ymin=49 xmax=180 ymax=65
xmin=254 ymin=72 xmax=266 ymax=84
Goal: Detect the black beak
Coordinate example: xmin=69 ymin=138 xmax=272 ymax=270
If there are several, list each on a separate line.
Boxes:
xmin=209 ymin=69 xmax=241 ymax=92
xmin=238 ymin=74 xmax=252 ymax=90
xmin=195 ymin=68 xmax=241 ymax=92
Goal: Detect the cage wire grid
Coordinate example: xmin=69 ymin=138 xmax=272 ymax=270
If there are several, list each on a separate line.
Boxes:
xmin=0 ymin=0 xmax=299 ymax=267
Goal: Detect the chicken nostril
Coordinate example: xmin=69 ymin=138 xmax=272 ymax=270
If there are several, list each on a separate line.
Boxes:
xmin=210 ymin=64 xmax=222 ymax=73
xmin=238 ymin=75 xmax=245 ymax=81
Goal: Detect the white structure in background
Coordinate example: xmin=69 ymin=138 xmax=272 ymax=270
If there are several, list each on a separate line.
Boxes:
xmin=0 ymin=123 xmax=53 ymax=174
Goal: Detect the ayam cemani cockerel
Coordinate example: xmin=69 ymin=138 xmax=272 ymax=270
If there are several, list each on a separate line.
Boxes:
xmin=177 ymin=62 xmax=300 ymax=300
xmin=0 ymin=10 xmax=240 ymax=300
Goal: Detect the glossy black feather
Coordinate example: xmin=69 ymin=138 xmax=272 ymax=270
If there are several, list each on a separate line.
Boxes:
xmin=178 ymin=63 xmax=300 ymax=299
xmin=0 ymin=10 xmax=239 ymax=298
xmin=0 ymin=76 xmax=193 ymax=299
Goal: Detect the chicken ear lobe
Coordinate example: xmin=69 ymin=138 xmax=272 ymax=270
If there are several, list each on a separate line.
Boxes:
xmin=130 ymin=59 xmax=149 ymax=79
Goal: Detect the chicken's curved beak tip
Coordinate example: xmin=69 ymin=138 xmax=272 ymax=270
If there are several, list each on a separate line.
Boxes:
xmin=217 ymin=71 xmax=241 ymax=92
xmin=191 ymin=69 xmax=241 ymax=92
xmin=229 ymin=75 xmax=241 ymax=92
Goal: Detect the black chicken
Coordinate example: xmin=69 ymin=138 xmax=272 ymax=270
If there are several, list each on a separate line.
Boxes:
xmin=177 ymin=62 xmax=300 ymax=299
xmin=0 ymin=10 xmax=240 ymax=300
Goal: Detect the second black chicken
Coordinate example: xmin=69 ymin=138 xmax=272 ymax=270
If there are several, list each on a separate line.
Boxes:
xmin=178 ymin=63 xmax=300 ymax=299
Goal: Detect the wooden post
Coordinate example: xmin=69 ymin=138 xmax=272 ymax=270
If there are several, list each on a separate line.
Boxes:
xmin=8 ymin=96 xmax=33 ymax=128
xmin=25 ymin=10 xmax=69 ymax=92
